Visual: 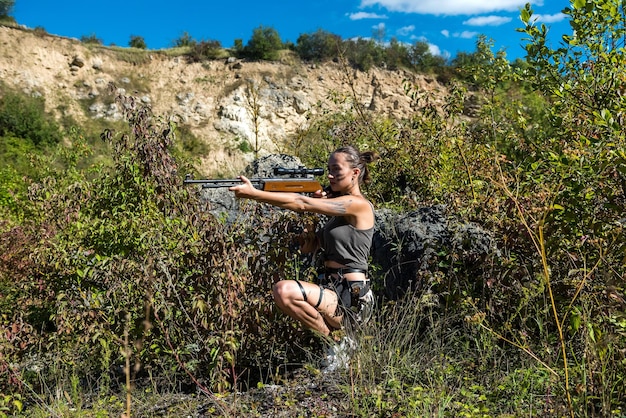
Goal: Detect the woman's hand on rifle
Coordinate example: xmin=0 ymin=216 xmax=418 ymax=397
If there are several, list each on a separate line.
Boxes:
xmin=229 ymin=175 xmax=258 ymax=199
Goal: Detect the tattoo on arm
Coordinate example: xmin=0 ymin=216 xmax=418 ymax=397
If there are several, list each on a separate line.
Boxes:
xmin=327 ymin=199 xmax=352 ymax=214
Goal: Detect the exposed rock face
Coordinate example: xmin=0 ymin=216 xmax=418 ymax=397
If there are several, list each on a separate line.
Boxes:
xmin=0 ymin=25 xmax=448 ymax=175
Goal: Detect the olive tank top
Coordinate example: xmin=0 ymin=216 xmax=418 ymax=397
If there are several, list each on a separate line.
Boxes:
xmin=318 ymin=204 xmax=375 ymax=270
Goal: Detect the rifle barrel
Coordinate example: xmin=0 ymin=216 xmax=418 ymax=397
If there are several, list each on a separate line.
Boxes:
xmin=183 ymin=178 xmax=263 ymax=189
xmin=183 ymin=177 xmax=322 ymax=192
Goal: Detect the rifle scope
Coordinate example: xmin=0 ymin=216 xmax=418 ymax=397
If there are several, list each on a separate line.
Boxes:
xmin=274 ymin=167 xmax=324 ymax=177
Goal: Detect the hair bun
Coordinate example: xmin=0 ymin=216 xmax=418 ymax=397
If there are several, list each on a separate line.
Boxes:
xmin=360 ymin=151 xmax=380 ymax=164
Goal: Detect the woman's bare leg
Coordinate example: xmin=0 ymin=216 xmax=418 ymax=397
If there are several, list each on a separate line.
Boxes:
xmin=272 ymin=280 xmax=342 ymax=335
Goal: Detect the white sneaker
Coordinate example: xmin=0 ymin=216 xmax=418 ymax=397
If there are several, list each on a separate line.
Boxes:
xmin=322 ymin=336 xmax=356 ymax=373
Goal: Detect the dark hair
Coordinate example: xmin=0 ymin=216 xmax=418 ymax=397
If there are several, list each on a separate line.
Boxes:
xmin=332 ymin=146 xmax=380 ymax=184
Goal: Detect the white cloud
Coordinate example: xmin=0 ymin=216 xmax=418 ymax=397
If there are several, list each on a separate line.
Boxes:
xmin=463 ymin=15 xmax=512 ymax=26
xmin=348 ymin=11 xmax=388 ymax=20
xmin=397 ymin=25 xmax=415 ymax=36
xmin=428 ymin=43 xmax=452 ymax=59
xmin=372 ymin=22 xmax=386 ymax=31
xmin=448 ymin=30 xmax=478 ymax=39
xmin=460 ymin=31 xmax=478 ymax=39
xmin=441 ymin=29 xmax=450 ymax=38
xmin=428 ymin=43 xmax=442 ymax=55
xmin=532 ymin=13 xmax=567 ymax=24
xmin=358 ymin=0 xmax=540 ymax=15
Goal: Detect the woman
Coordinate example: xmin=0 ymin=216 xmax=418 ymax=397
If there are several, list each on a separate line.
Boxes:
xmin=229 ymin=146 xmax=378 ymax=339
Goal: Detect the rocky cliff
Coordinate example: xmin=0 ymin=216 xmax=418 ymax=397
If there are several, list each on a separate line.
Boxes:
xmin=0 ymin=25 xmax=448 ymax=174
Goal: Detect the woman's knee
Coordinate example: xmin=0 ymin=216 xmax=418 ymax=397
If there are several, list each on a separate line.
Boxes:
xmin=272 ymin=280 xmax=296 ymax=303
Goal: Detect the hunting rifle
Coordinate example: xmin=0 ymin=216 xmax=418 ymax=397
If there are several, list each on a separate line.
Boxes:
xmin=184 ymin=167 xmax=326 ymax=193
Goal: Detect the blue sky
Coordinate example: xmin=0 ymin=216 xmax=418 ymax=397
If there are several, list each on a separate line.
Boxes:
xmin=13 ymin=0 xmax=571 ymax=61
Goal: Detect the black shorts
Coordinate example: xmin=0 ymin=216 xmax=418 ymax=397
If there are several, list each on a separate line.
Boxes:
xmin=318 ymin=267 xmax=370 ymax=309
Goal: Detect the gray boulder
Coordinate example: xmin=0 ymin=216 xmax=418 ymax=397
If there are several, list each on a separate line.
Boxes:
xmin=372 ymin=206 xmax=495 ymax=299
xmin=196 ymin=154 xmax=311 ymax=222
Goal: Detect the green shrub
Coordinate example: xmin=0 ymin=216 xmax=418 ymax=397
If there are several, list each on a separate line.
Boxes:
xmin=80 ymin=33 xmax=103 ymax=45
xmin=186 ymin=39 xmax=223 ymax=62
xmin=0 ymin=136 xmax=34 ymax=222
xmin=286 ymin=21 xmax=626 ymax=414
xmin=242 ymin=25 xmax=283 ymax=61
xmin=295 ymin=29 xmax=342 ymax=61
xmin=0 ymin=88 xmax=319 ymax=411
xmin=342 ymin=38 xmax=385 ymax=72
xmin=346 ymin=291 xmax=557 ymax=416
xmin=173 ymin=31 xmax=196 ymax=48
xmin=128 ymin=35 xmax=147 ymax=49
xmin=0 ymin=88 xmax=62 ymax=147
xmin=32 ymin=25 xmax=47 ymax=37
xmin=408 ymin=40 xmax=446 ymax=72
xmin=0 ymin=0 xmax=14 ymax=17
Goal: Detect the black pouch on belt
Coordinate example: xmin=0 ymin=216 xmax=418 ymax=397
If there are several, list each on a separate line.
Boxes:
xmin=348 ymin=280 xmax=370 ymax=307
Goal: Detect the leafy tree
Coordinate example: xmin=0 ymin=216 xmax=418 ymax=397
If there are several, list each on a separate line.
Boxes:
xmin=0 ymin=0 xmax=14 ymax=17
xmin=450 ymin=50 xmax=479 ymax=73
xmin=343 ymin=37 xmax=385 ymax=71
xmin=128 ymin=35 xmax=147 ymax=49
xmin=243 ymin=25 xmax=283 ymax=60
xmin=173 ymin=31 xmax=196 ymax=48
xmin=295 ymin=29 xmax=341 ymax=61
xmin=233 ymin=38 xmax=244 ymax=54
xmin=520 ymin=0 xmax=626 ymax=247
xmin=408 ymin=40 xmax=446 ymax=72
xmin=384 ymin=37 xmax=410 ymax=70
xmin=450 ymin=35 xmax=508 ymax=85
xmin=372 ymin=24 xmax=386 ymax=45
